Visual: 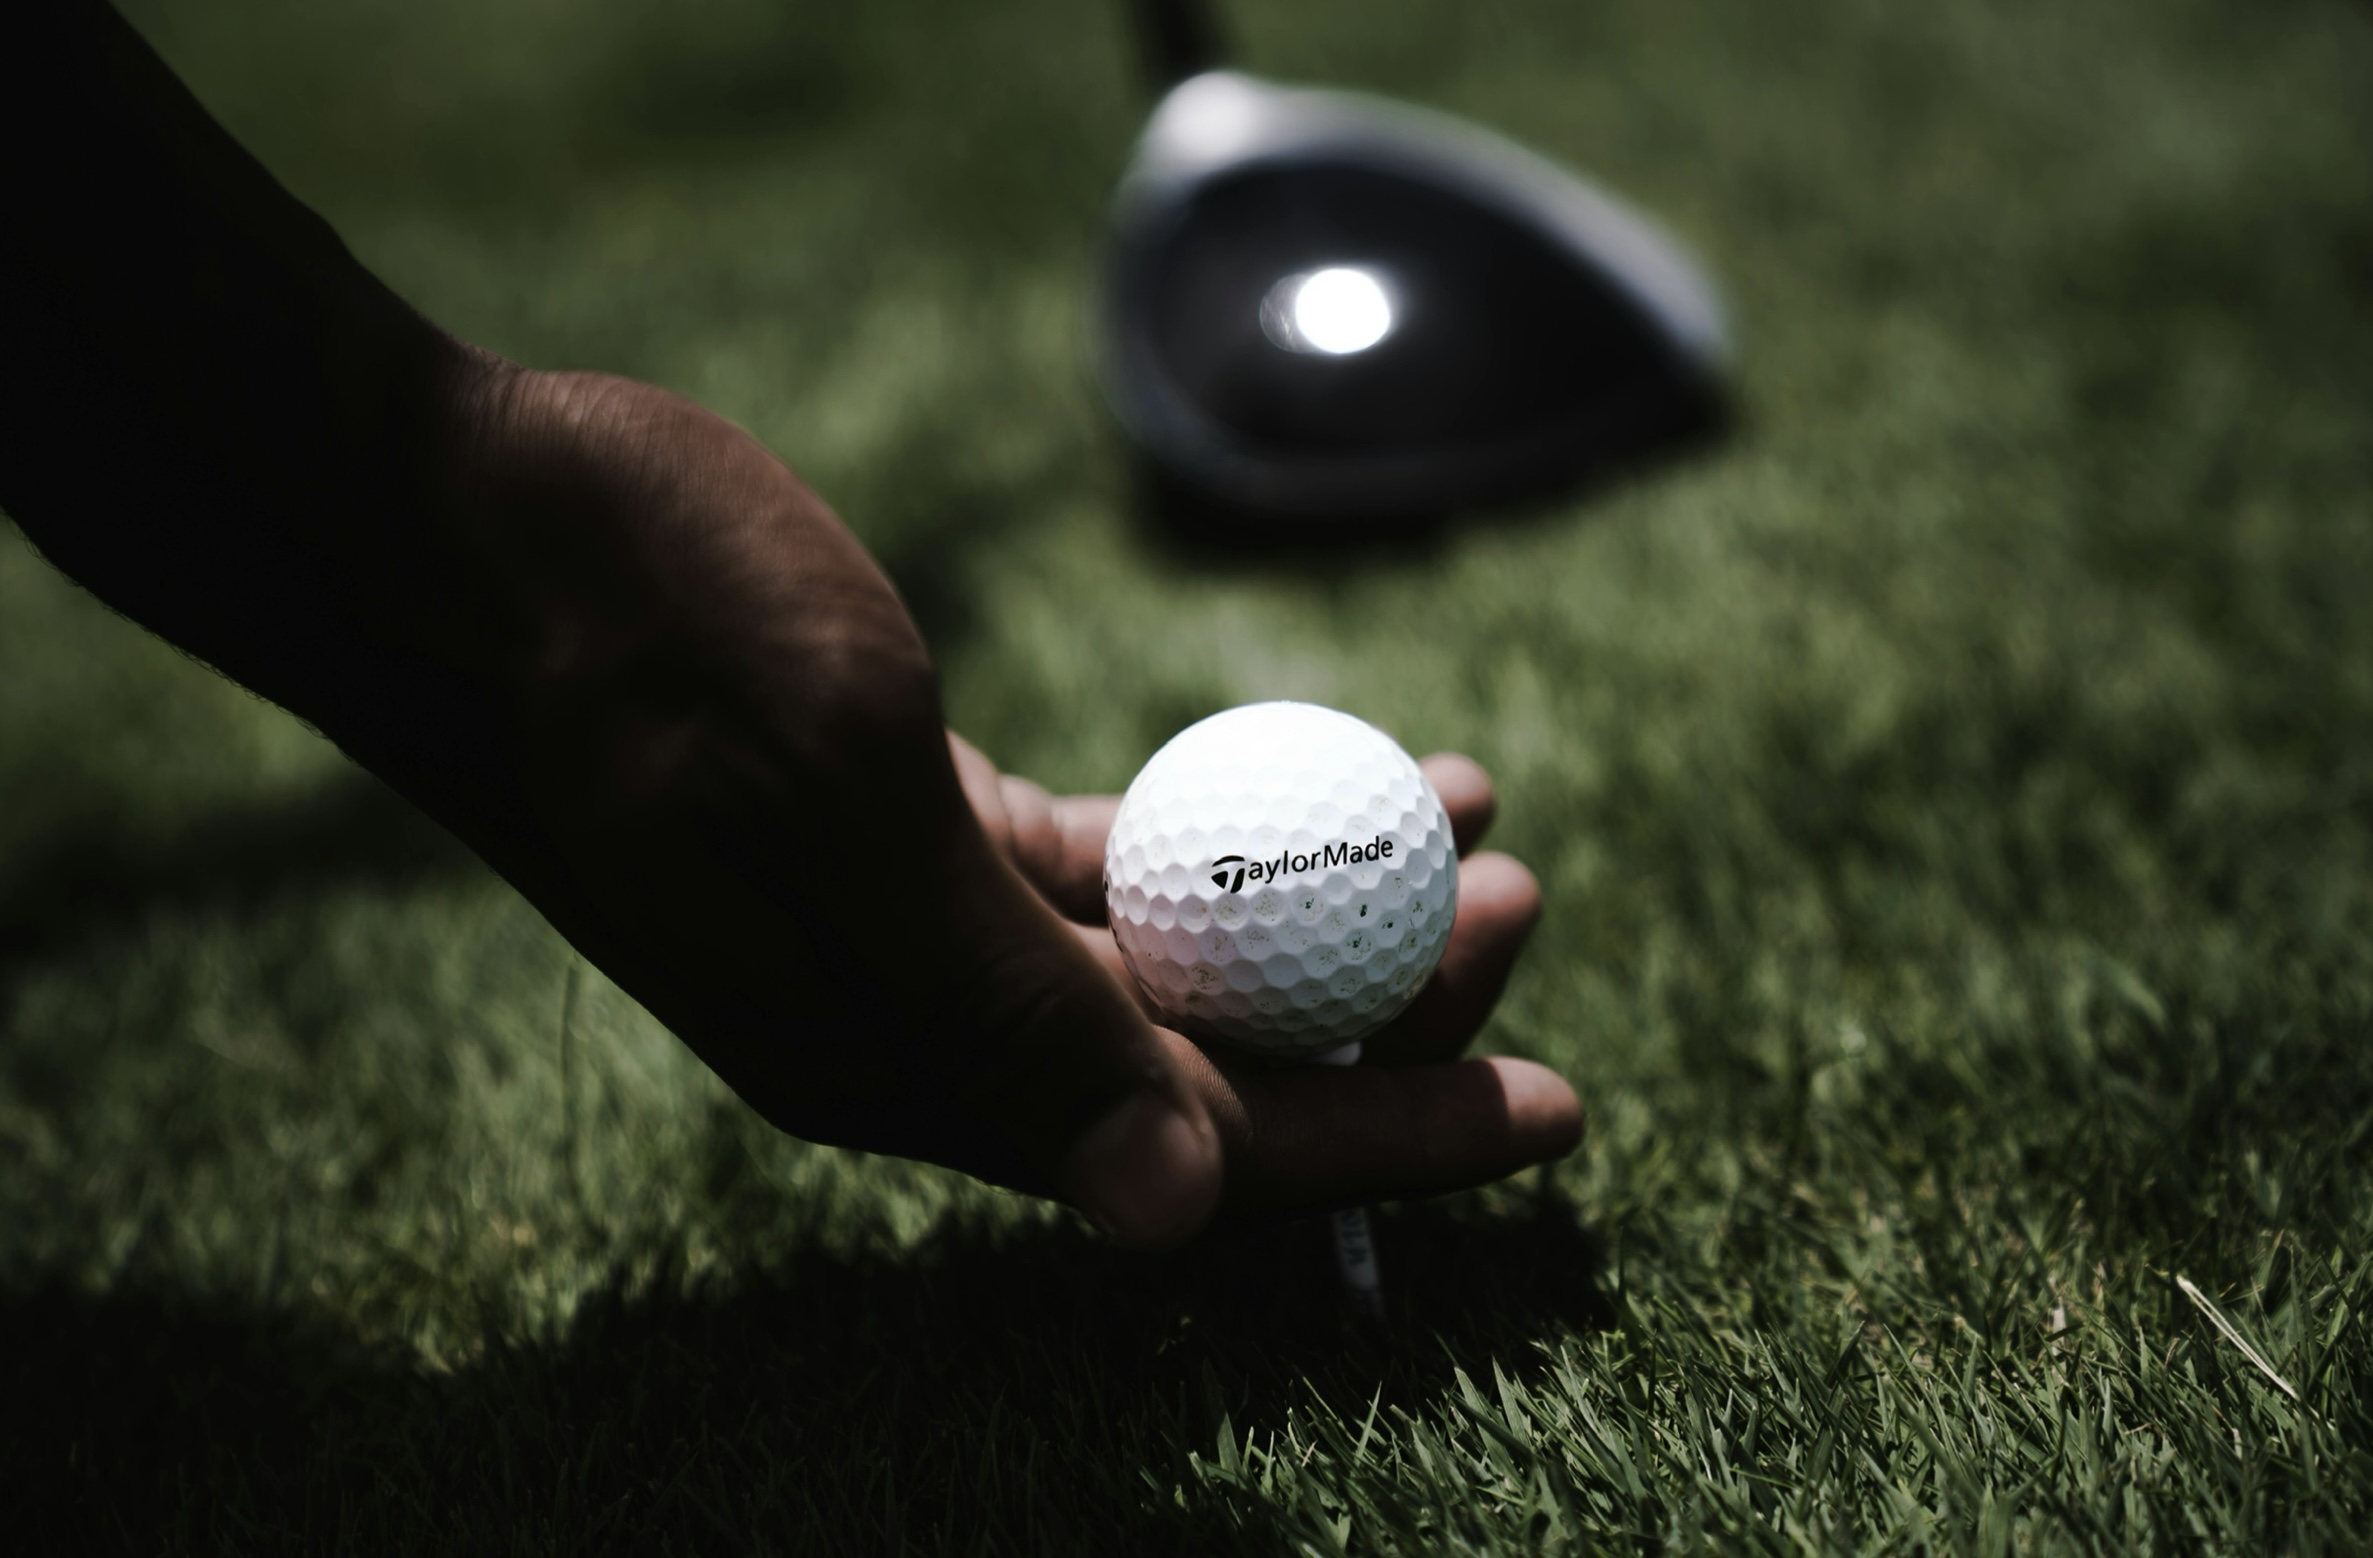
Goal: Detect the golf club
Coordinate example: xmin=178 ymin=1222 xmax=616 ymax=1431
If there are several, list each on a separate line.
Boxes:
xmin=1102 ymin=0 xmax=1733 ymax=528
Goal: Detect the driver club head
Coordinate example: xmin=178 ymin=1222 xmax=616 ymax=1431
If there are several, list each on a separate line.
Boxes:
xmin=1099 ymin=68 xmax=1733 ymax=529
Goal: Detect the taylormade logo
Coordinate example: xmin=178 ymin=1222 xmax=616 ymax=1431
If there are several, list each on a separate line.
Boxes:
xmin=1209 ymin=838 xmax=1394 ymax=893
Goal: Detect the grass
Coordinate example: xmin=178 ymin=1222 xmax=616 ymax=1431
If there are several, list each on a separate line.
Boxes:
xmin=5 ymin=0 xmax=2372 ymax=1549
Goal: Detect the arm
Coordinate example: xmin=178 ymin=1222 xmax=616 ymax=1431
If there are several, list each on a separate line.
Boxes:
xmin=3 ymin=0 xmax=466 ymax=686
xmin=0 ymin=0 xmax=1582 ymax=1243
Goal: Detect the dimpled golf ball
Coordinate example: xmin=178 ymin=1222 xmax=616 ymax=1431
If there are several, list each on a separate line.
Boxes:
xmin=1103 ymin=701 xmax=1458 ymax=1058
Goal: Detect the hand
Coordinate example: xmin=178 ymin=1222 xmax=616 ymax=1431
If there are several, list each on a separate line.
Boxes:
xmin=345 ymin=359 xmax=1584 ymax=1247
xmin=952 ymin=735 xmax=1583 ymax=1177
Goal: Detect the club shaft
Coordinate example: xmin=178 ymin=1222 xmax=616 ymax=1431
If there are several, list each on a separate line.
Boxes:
xmin=1127 ymin=0 xmax=1228 ymax=89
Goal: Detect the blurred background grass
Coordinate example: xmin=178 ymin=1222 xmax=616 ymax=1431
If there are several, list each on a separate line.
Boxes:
xmin=4 ymin=0 xmax=2371 ymax=1549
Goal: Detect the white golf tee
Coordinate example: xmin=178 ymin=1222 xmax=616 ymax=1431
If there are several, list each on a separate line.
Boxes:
xmin=1314 ymin=1040 xmax=1384 ymax=1319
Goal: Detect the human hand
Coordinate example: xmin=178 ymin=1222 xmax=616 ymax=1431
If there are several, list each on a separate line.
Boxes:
xmin=950 ymin=734 xmax=1582 ymax=1143
xmin=0 ymin=0 xmax=1578 ymax=1246
xmin=342 ymin=360 xmax=1584 ymax=1247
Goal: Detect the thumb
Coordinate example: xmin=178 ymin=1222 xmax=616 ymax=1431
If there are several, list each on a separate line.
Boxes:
xmin=930 ymin=826 xmax=1223 ymax=1248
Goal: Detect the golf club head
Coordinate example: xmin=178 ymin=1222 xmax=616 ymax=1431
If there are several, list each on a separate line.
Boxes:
xmin=1100 ymin=71 xmax=1732 ymax=530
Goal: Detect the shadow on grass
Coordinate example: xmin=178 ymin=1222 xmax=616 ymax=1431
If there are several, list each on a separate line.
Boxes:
xmin=1 ymin=1190 xmax=1606 ymax=1552
xmin=0 ymin=775 xmax=473 ymax=973
xmin=1116 ymin=414 xmax=1735 ymax=579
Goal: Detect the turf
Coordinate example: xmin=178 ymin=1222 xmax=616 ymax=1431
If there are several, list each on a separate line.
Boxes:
xmin=5 ymin=0 xmax=2372 ymax=1550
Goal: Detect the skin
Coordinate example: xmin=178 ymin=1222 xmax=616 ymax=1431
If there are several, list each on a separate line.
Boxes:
xmin=422 ymin=362 xmax=1585 ymax=1246
xmin=0 ymin=1 xmax=1585 ymax=1250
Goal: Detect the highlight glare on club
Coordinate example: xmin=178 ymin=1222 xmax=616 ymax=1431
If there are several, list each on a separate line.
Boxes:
xmin=1260 ymin=266 xmax=1395 ymax=355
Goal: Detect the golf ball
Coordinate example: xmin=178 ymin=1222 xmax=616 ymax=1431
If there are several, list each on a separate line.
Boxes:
xmin=1103 ymin=702 xmax=1457 ymax=1058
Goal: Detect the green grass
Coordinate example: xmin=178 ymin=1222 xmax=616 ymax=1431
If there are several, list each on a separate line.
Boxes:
xmin=6 ymin=0 xmax=2373 ymax=1549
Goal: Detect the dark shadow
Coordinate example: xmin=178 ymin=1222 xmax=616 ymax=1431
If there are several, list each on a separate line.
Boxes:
xmin=1124 ymin=407 xmax=1734 ymax=574
xmin=0 ymin=1190 xmax=1607 ymax=1552
xmin=0 ymin=774 xmax=474 ymax=972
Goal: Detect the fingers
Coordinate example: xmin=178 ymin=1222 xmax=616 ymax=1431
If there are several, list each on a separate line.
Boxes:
xmin=950 ymin=839 xmax=1545 ymax=1240
xmin=946 ymin=731 xmax=1118 ymax=923
xmin=1170 ymin=1043 xmax=1583 ymax=1214
xmin=563 ymin=716 xmax=1227 ymax=1250
xmin=1070 ymin=850 xmax=1543 ymax=1068
xmin=861 ymin=820 xmax=1227 ymax=1251
xmin=1421 ymin=752 xmax=1497 ymax=854
xmin=946 ymin=733 xmax=1009 ymax=852
xmin=998 ymin=777 xmax=1118 ymax=924
xmin=1361 ymin=851 xmax=1544 ymax=1066
xmin=943 ymin=735 xmax=1562 ymax=1233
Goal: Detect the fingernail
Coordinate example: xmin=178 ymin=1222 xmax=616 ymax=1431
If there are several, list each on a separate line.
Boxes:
xmin=1068 ymin=1090 xmax=1219 ymax=1249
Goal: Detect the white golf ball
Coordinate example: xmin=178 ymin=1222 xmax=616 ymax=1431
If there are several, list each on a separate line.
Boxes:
xmin=1103 ymin=702 xmax=1458 ymax=1058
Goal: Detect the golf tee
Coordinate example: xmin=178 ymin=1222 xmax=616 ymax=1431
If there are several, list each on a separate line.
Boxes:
xmin=1313 ymin=1041 xmax=1385 ymax=1319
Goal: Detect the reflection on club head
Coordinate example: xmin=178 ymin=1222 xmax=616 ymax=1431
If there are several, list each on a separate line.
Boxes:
xmin=1258 ymin=266 xmax=1397 ymax=356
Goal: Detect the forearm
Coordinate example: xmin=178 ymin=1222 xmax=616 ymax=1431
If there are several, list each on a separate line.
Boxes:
xmin=0 ymin=0 xmax=482 ymax=720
